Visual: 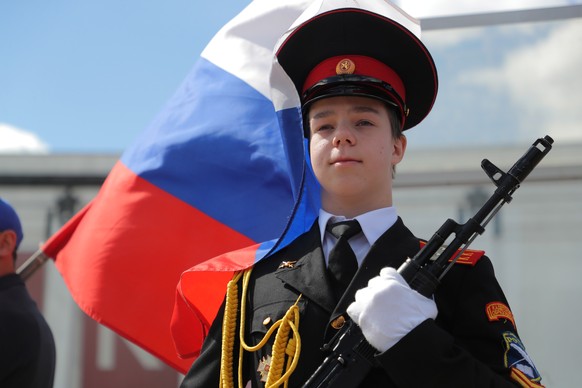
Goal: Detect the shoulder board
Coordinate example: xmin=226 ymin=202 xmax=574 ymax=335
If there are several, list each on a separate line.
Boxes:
xmin=419 ymin=240 xmax=485 ymax=267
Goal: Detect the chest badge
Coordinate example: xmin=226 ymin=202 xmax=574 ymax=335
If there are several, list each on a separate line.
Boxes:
xmin=257 ymin=354 xmax=272 ymax=383
xmin=278 ymin=260 xmax=297 ymax=269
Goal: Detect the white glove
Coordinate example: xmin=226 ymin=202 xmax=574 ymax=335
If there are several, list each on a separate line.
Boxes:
xmin=347 ymin=267 xmax=438 ymax=353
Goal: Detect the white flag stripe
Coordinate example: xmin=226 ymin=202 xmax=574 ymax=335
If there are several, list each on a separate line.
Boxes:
xmin=202 ymin=0 xmax=312 ymax=100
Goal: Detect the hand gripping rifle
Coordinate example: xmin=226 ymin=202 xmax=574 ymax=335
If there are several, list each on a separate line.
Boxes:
xmin=302 ymin=135 xmax=554 ymax=388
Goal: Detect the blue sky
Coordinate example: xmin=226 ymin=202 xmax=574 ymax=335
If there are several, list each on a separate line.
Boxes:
xmin=1 ymin=0 xmax=580 ymax=153
xmin=1 ymin=0 xmax=248 ymax=153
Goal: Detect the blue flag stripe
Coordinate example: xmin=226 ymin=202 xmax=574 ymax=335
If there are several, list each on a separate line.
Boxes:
xmin=121 ymin=58 xmax=295 ymax=243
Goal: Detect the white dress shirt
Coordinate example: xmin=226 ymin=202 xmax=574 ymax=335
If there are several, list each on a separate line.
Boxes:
xmin=318 ymin=207 xmax=398 ymax=267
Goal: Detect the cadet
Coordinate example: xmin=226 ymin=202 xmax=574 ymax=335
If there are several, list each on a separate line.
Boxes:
xmin=0 ymin=197 xmax=56 ymax=388
xmin=181 ymin=1 xmax=543 ymax=387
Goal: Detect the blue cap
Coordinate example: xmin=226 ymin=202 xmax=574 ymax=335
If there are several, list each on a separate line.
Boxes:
xmin=0 ymin=197 xmax=23 ymax=248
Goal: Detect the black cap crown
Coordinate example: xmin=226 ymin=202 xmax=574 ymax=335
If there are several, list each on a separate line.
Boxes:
xmin=276 ymin=7 xmax=438 ymax=132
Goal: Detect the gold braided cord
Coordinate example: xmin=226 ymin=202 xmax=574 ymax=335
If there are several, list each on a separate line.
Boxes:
xmin=237 ymin=268 xmax=253 ymax=387
xmin=219 ymin=271 xmax=243 ymax=388
xmin=265 ymin=306 xmax=301 ymax=388
xmin=220 ymin=267 xmax=302 ymax=388
xmin=284 ymin=337 xmax=298 ymax=388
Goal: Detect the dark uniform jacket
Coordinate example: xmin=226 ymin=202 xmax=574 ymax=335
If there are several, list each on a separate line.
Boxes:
xmin=181 ymin=217 xmax=541 ymax=387
xmin=0 ymin=274 xmax=56 ymax=388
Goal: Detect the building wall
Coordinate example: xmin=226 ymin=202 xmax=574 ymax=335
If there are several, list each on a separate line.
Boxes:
xmin=1 ymin=142 xmax=580 ymax=387
xmin=1 ymin=154 xmax=183 ymax=387
xmin=395 ymin=142 xmax=582 ymax=388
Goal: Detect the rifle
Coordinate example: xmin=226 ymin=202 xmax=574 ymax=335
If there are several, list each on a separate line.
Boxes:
xmin=302 ymin=135 xmax=554 ymax=388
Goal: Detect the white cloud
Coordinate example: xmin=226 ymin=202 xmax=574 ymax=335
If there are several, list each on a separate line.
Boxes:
xmin=0 ymin=123 xmax=50 ymax=153
xmin=422 ymin=28 xmax=483 ymax=49
xmin=422 ymin=22 xmax=544 ymax=51
xmin=460 ymin=20 xmax=582 ymax=142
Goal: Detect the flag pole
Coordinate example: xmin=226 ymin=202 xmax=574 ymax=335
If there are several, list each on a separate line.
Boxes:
xmin=17 ymin=249 xmax=50 ymax=281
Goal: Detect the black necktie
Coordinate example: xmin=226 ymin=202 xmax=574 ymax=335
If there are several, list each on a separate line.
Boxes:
xmin=326 ymin=220 xmax=362 ymax=299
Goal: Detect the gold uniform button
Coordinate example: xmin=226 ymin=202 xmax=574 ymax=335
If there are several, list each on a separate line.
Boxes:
xmin=263 ymin=317 xmax=271 ymax=326
xmin=330 ymin=315 xmax=345 ymax=330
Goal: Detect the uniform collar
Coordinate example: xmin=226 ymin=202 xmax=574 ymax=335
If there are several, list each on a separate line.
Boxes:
xmin=318 ymin=206 xmax=398 ymax=247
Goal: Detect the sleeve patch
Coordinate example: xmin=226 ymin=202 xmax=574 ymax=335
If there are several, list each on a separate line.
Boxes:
xmin=486 ymin=302 xmax=516 ymax=329
xmin=510 ymin=367 xmax=545 ymax=388
xmin=503 ymin=332 xmax=544 ymax=387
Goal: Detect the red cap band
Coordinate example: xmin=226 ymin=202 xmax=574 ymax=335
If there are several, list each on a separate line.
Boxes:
xmin=302 ymin=55 xmax=406 ymax=102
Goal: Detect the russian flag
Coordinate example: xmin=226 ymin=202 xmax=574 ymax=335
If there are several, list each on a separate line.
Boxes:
xmin=169 ymin=0 xmax=424 ymax=362
xmin=42 ymin=0 xmax=319 ymax=374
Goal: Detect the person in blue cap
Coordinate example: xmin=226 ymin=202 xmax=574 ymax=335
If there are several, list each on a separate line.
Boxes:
xmin=181 ymin=1 xmax=543 ymax=387
xmin=0 ymin=197 xmax=56 ymax=388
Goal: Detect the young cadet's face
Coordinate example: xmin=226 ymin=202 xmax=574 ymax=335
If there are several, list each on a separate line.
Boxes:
xmin=308 ymin=96 xmax=406 ymax=216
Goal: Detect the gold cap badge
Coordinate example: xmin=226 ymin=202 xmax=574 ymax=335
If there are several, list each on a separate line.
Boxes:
xmin=336 ymin=58 xmax=355 ymax=75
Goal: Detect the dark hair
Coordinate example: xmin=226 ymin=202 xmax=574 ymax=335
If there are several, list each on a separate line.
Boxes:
xmin=385 ymin=103 xmax=403 ymax=140
xmin=385 ymin=104 xmax=403 ymax=177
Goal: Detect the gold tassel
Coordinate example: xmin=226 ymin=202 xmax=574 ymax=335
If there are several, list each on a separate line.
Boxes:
xmin=219 ymin=268 xmax=302 ymax=388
